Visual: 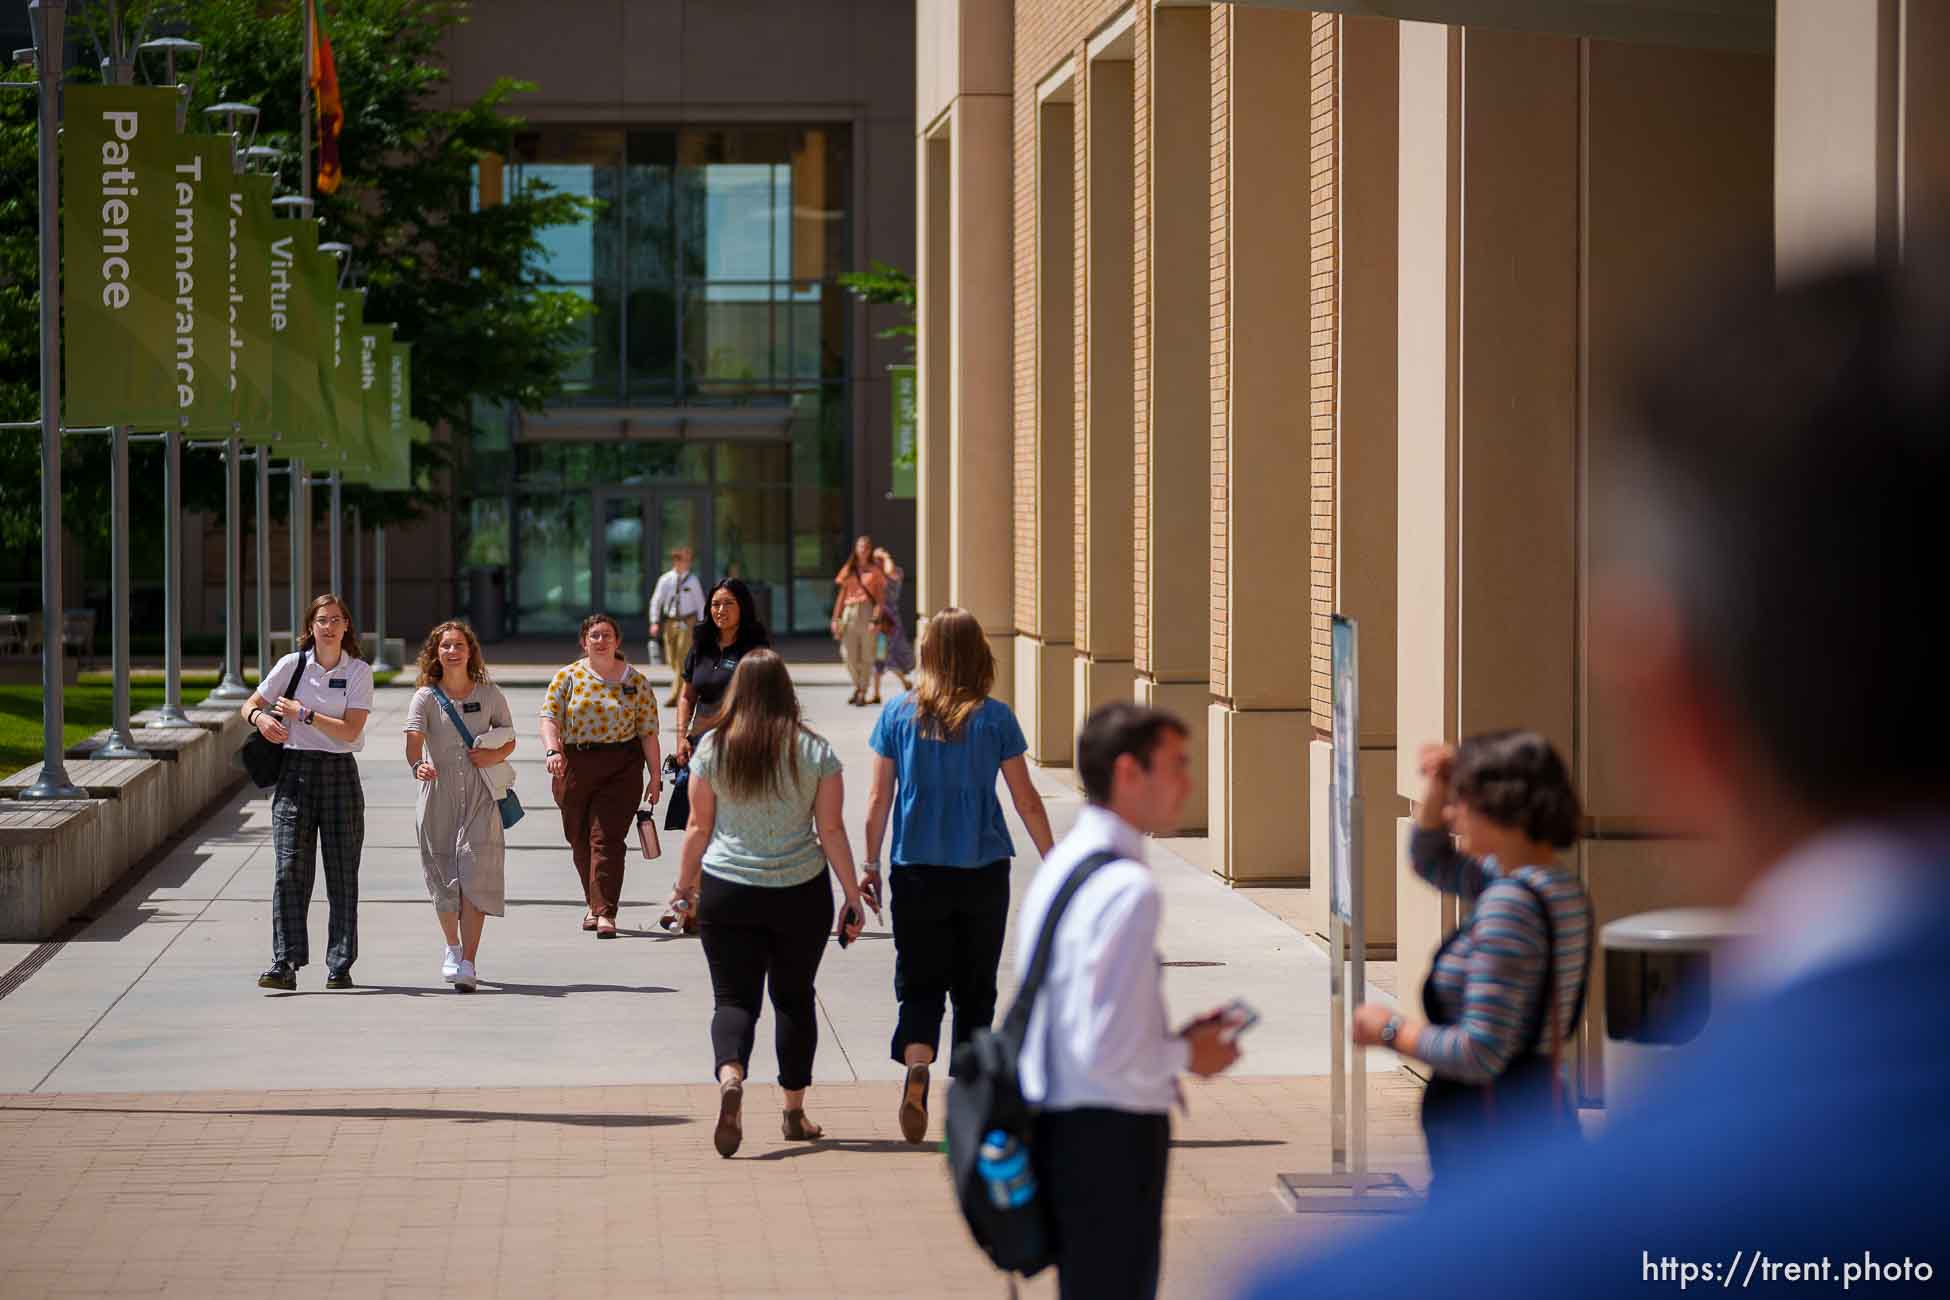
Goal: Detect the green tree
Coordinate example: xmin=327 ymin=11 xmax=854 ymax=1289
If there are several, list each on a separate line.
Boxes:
xmin=0 ymin=0 xmax=592 ymax=583
xmin=837 ymin=260 xmax=915 ymax=351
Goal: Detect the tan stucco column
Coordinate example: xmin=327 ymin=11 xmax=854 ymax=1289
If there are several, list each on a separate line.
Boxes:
xmin=1775 ymin=0 xmax=1950 ymax=276
xmin=1207 ymin=4 xmax=1312 ymax=883
xmin=916 ymin=0 xmax=1015 ymax=692
xmin=1305 ymin=15 xmax=1401 ymax=946
xmin=916 ymin=130 xmax=953 ymax=616
xmin=1015 ymin=93 xmax=1077 ymax=763
xmin=949 ymin=93 xmax=1018 ymax=698
xmin=1394 ymin=21 xmax=1580 ymax=1006
xmin=1137 ymin=3 xmax=1211 ymax=830
xmin=1074 ymin=52 xmax=1136 ymax=745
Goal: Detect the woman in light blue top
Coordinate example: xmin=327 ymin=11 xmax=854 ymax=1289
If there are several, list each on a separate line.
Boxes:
xmin=861 ymin=607 xmax=1054 ymax=1144
xmin=666 ymin=649 xmax=868 ymax=1158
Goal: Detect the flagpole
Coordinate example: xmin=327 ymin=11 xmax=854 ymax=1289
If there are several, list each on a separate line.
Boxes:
xmin=300 ymin=0 xmax=312 ymax=205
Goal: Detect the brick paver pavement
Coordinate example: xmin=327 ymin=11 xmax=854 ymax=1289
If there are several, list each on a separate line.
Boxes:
xmin=0 ymin=1073 xmax=1425 ymax=1299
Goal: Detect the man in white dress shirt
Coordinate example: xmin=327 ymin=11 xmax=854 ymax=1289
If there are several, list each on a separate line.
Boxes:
xmin=647 ymin=546 xmax=705 ymax=704
xmin=1016 ymin=701 xmax=1242 ymax=1299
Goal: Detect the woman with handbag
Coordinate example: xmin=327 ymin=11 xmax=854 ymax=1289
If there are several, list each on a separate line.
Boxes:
xmin=830 ymin=535 xmax=886 ymax=706
xmin=404 ymin=621 xmax=516 ymax=991
xmin=662 ymin=649 xmax=868 ymax=1157
xmin=1351 ymin=732 xmax=1594 ymax=1197
xmin=668 ymin=578 xmax=771 ymax=833
xmin=540 ymin=613 xmax=663 ymax=938
xmin=241 ymin=593 xmax=374 ymax=992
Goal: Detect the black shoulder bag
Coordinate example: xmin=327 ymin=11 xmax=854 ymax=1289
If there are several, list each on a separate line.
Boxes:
xmin=234 ymin=650 xmax=307 ymax=789
xmin=945 ymin=849 xmax=1119 ymax=1279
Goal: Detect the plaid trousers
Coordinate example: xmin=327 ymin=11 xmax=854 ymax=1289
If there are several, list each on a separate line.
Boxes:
xmin=271 ymin=750 xmax=366 ymax=970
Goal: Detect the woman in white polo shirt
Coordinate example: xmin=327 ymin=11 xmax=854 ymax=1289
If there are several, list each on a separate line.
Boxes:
xmin=241 ymin=593 xmax=375 ymax=991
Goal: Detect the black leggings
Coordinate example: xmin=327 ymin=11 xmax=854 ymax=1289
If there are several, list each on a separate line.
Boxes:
xmin=887 ymin=860 xmax=1011 ymax=1073
xmin=698 ymin=870 xmax=834 ymax=1090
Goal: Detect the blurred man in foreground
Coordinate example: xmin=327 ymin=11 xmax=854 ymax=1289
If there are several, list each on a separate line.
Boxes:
xmin=1242 ymin=260 xmax=1950 ymax=1296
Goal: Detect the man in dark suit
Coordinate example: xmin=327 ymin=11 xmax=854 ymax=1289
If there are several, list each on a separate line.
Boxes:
xmin=1241 ymin=259 xmax=1950 ymax=1297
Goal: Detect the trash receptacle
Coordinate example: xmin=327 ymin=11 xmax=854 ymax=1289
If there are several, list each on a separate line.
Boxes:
xmin=469 ymin=566 xmax=507 ymax=643
xmin=1601 ymin=908 xmax=1751 ymax=1110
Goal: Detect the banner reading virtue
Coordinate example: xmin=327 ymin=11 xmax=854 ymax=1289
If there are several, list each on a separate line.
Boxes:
xmin=62 ymin=85 xmax=183 ymax=429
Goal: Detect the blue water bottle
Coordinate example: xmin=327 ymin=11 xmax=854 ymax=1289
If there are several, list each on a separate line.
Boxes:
xmin=977 ymin=1130 xmax=1037 ymax=1210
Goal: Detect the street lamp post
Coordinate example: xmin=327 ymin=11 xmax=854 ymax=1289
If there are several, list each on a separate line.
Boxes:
xmin=19 ymin=0 xmax=84 ymax=801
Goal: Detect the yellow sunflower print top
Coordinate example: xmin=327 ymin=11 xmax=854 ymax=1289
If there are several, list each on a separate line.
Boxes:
xmin=540 ymin=659 xmax=659 ymax=745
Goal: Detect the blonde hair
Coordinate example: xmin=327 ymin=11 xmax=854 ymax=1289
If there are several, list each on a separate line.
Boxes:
xmin=911 ymin=607 xmax=993 ymax=740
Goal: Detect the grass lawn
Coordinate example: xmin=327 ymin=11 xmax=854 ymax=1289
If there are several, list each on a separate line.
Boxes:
xmin=0 ymin=669 xmax=398 ymax=776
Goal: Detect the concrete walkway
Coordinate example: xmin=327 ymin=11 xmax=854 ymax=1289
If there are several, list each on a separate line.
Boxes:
xmin=0 ymin=656 xmax=1396 ymax=1095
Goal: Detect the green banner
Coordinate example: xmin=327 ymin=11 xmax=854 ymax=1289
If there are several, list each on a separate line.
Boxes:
xmin=227 ymin=174 xmax=277 ymax=442
xmin=269 ymin=218 xmax=329 ymax=458
xmin=300 ymin=235 xmax=343 ymax=457
xmin=61 ymin=85 xmax=182 ymax=429
xmin=889 ymin=363 xmax=916 ymax=499
xmin=171 ymin=135 xmax=234 ymax=432
xmin=361 ymin=327 xmax=410 ymax=491
xmin=331 ymin=289 xmax=370 ymax=474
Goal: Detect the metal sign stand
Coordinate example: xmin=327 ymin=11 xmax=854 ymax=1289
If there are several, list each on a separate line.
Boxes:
xmin=1275 ymin=615 xmax=1418 ymax=1214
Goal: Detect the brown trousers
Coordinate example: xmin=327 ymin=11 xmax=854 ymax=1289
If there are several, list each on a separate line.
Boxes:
xmin=556 ymin=746 xmax=645 ymax=918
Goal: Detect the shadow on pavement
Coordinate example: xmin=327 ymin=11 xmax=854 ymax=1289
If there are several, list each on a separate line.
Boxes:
xmin=261 ymin=982 xmax=679 ymax=998
xmin=745 ymin=1138 xmax=941 ymax=1160
xmin=12 ymin=1104 xmax=691 ymax=1128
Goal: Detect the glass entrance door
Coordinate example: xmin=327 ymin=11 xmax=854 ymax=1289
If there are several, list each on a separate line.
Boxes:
xmin=593 ymin=488 xmax=710 ymax=638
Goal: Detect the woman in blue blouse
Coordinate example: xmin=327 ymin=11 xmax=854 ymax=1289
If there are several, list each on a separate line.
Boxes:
xmin=862 ymin=607 xmax=1055 ymax=1145
xmin=1352 ymin=731 xmax=1594 ymax=1196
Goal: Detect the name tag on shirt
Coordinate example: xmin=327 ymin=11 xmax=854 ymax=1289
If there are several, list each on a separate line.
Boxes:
xmin=462 ymin=701 xmax=483 ymax=714
xmin=719 ymin=656 xmax=738 ymax=671
xmin=622 ymin=684 xmax=638 ymax=696
xmin=328 ymin=678 xmax=348 ymax=689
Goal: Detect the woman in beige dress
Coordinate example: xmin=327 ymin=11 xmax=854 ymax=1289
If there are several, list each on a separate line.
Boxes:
xmin=405 ymin=621 xmax=516 ymax=991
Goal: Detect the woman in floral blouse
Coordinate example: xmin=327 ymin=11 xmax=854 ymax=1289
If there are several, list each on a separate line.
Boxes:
xmin=539 ymin=613 xmax=663 ymax=937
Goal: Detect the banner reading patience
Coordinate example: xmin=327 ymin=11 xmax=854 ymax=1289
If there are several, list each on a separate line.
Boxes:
xmin=62 ymin=85 xmax=182 ymax=428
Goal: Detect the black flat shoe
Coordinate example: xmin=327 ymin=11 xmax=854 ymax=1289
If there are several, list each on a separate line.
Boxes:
xmin=899 ymin=1063 xmax=930 ymax=1144
xmin=324 ymin=968 xmax=355 ymax=989
xmin=256 ymin=961 xmax=297 ymax=991
xmin=714 ymin=1078 xmax=744 ymax=1158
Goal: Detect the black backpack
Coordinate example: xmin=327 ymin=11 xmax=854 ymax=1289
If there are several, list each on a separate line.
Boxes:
xmin=946 ymin=850 xmax=1119 ymax=1278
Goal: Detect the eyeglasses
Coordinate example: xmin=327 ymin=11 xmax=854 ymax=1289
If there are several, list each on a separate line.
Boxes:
xmin=313 ymin=615 xmax=346 ymax=628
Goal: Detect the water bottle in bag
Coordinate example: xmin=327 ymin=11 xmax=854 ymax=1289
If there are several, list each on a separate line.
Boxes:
xmin=977 ymin=1130 xmax=1037 ymax=1211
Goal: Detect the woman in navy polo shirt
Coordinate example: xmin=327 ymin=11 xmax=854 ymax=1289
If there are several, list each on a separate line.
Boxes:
xmin=862 ymin=606 xmax=1055 ymax=1144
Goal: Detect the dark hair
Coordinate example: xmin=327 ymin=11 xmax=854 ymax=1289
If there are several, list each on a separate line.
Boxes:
xmin=709 ymin=649 xmax=812 ymax=801
xmin=1450 ymin=730 xmax=1582 ymax=849
xmin=1076 ymin=701 xmax=1189 ymax=806
xmin=298 ymin=593 xmax=363 ymax=660
xmin=694 ymin=578 xmax=770 ymax=656
xmin=579 ymin=612 xmax=624 ymax=658
xmin=415 ymin=619 xmax=488 ymax=688
xmin=1619 ymin=257 xmax=1950 ymax=815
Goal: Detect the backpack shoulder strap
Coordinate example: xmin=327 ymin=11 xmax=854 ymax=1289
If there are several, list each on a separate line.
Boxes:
xmin=1502 ymin=870 xmax=1593 ymax=1056
xmin=279 ymin=648 xmax=308 ymax=702
xmin=999 ymin=849 xmax=1124 ymax=1044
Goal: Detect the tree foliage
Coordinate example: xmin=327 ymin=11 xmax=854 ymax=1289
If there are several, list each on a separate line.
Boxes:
xmin=0 ymin=0 xmax=592 ymax=579
xmin=837 ymin=260 xmax=915 ymax=348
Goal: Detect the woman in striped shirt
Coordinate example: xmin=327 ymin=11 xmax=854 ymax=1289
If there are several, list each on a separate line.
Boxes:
xmin=1353 ymin=731 xmax=1593 ymax=1195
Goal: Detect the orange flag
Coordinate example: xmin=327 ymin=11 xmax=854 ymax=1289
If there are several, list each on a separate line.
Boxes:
xmin=308 ymin=0 xmax=342 ymax=194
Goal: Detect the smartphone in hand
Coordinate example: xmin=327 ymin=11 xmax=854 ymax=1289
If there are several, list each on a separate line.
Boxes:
xmin=1218 ymin=998 xmax=1261 ymax=1043
xmin=836 ymin=904 xmax=862 ymax=949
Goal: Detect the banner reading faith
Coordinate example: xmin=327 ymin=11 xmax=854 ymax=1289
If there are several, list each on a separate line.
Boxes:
xmin=62 ymin=85 xmax=182 ymax=429
xmin=228 ymin=173 xmax=277 ymax=441
xmin=172 ymin=135 xmax=235 ymax=432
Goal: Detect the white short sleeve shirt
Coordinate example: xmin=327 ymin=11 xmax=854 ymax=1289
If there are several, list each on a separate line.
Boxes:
xmin=263 ymin=650 xmax=375 ymax=753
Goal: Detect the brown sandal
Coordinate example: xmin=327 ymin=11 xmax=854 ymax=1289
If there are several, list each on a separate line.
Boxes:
xmin=898 ymin=1063 xmax=930 ymax=1144
xmin=781 ymin=1108 xmax=823 ymax=1141
xmin=714 ymin=1078 xmax=744 ymax=1158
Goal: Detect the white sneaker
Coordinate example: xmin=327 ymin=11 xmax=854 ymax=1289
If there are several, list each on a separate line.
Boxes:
xmin=454 ymin=958 xmax=478 ymax=991
xmin=441 ymin=945 xmax=462 ymax=983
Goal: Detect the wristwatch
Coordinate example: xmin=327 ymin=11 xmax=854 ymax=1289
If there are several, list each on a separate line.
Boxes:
xmin=1378 ymin=1014 xmax=1403 ymax=1046
xmin=301 ymin=707 xmax=316 ymax=726
xmin=861 ymin=861 xmax=881 ymax=874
